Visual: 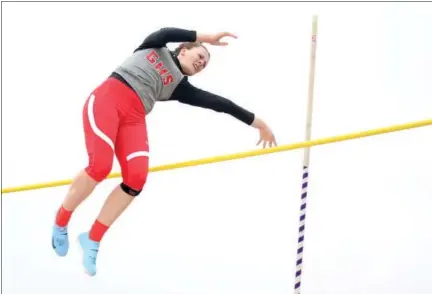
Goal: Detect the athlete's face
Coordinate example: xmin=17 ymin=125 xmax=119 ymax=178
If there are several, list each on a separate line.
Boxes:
xmin=178 ymin=46 xmax=210 ymax=76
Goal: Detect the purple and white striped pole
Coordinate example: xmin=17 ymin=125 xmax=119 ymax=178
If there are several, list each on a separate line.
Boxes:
xmin=294 ymin=15 xmax=318 ymax=294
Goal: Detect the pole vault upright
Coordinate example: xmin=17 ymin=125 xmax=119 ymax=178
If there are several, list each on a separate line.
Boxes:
xmin=294 ymin=15 xmax=318 ymax=294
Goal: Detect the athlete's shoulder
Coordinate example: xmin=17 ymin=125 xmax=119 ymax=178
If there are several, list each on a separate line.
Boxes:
xmin=134 ymin=27 xmax=196 ymax=53
xmin=134 ymin=28 xmax=168 ymax=52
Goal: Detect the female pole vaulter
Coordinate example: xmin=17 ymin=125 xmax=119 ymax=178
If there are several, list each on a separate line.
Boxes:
xmin=51 ymin=27 xmax=277 ymax=276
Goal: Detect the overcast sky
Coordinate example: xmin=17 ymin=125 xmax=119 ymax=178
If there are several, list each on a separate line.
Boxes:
xmin=2 ymin=2 xmax=432 ymax=294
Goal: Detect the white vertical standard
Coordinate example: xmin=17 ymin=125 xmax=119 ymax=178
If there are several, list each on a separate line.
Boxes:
xmin=294 ymin=15 xmax=318 ymax=294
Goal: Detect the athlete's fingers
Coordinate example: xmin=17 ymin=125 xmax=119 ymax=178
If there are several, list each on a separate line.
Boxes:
xmin=221 ymin=32 xmax=238 ymax=39
xmin=256 ymin=138 xmax=262 ymax=146
xmin=216 ymin=41 xmax=229 ymax=46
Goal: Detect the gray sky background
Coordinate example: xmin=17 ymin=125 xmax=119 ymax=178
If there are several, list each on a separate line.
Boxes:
xmin=3 ymin=2 xmax=432 ymax=294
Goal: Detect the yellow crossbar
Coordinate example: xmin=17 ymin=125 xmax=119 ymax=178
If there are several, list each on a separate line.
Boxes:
xmin=2 ymin=118 xmax=431 ymax=194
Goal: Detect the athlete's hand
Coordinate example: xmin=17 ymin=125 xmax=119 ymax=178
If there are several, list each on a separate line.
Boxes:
xmin=251 ymin=117 xmax=277 ymax=149
xmin=197 ymin=32 xmax=237 ymax=46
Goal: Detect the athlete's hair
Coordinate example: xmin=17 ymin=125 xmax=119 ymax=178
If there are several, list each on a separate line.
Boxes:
xmin=174 ymin=42 xmax=210 ymax=57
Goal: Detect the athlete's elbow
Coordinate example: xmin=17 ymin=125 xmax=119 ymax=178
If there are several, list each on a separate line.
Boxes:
xmin=148 ymin=27 xmax=174 ymax=41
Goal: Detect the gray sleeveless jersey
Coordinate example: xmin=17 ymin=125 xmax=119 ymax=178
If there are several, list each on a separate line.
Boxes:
xmin=113 ymin=47 xmax=184 ymax=114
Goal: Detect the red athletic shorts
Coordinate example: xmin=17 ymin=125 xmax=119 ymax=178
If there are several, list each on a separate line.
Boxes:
xmin=82 ymin=77 xmax=149 ymax=192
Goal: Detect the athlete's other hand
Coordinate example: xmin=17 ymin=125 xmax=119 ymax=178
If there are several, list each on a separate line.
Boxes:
xmin=251 ymin=117 xmax=277 ymax=149
xmin=197 ymin=32 xmax=237 ymax=46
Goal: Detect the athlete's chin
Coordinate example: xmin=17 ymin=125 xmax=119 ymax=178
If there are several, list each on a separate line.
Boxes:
xmin=185 ymin=67 xmax=198 ymax=76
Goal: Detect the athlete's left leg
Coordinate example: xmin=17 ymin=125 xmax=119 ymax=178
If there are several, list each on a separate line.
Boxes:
xmin=78 ymin=107 xmax=149 ymax=276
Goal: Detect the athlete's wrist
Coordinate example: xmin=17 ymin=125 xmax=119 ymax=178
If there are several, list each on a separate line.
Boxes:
xmin=251 ymin=117 xmax=267 ymax=129
xmin=196 ymin=32 xmax=237 ymax=46
xmin=196 ymin=33 xmax=212 ymax=43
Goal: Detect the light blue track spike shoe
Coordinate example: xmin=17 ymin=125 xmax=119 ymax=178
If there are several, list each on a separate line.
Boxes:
xmin=77 ymin=232 xmax=100 ymax=276
xmin=52 ymin=224 xmax=69 ymax=256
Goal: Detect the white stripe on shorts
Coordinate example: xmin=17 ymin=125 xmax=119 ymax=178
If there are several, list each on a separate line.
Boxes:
xmin=88 ymin=94 xmax=114 ymax=150
xmin=126 ymin=151 xmax=150 ymax=161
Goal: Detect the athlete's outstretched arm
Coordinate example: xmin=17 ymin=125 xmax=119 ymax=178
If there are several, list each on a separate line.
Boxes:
xmin=135 ymin=27 xmax=197 ymax=51
xmin=170 ymin=79 xmax=277 ymax=147
xmin=170 ymin=78 xmax=255 ymax=124
xmin=135 ymin=27 xmax=237 ymax=51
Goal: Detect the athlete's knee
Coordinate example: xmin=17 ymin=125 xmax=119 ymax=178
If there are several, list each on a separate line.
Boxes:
xmin=121 ymin=158 xmax=149 ymax=196
xmin=122 ymin=170 xmax=148 ymax=196
xmin=85 ymin=158 xmax=113 ymax=182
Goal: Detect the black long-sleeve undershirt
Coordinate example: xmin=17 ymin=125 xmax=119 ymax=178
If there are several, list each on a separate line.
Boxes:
xmin=134 ymin=27 xmax=197 ymax=51
xmin=116 ymin=27 xmax=256 ymax=125
xmin=169 ymin=78 xmax=255 ymax=125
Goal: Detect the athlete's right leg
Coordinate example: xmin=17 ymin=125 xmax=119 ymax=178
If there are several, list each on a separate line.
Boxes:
xmin=77 ymin=122 xmax=149 ymax=276
xmin=52 ymin=89 xmax=119 ymax=257
xmin=77 ymin=84 xmax=149 ymax=276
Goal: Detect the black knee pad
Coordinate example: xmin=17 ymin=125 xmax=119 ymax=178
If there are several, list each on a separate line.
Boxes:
xmin=120 ymin=182 xmax=142 ymax=197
